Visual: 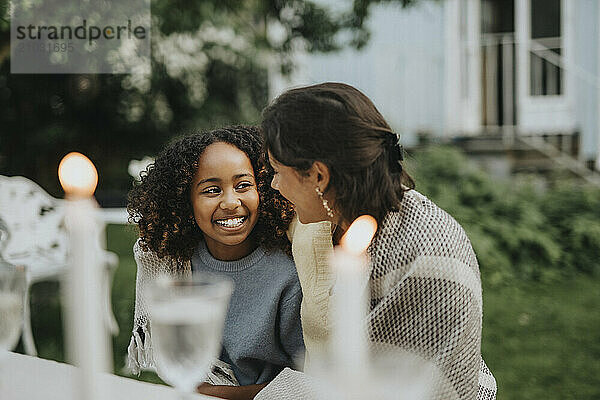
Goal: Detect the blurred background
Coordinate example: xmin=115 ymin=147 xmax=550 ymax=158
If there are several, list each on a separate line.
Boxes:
xmin=0 ymin=0 xmax=598 ymax=399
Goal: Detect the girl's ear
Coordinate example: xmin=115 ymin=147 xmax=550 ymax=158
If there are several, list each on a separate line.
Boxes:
xmin=310 ymin=161 xmax=331 ymax=192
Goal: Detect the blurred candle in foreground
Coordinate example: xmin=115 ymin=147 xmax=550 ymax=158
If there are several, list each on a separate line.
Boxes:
xmin=330 ymin=215 xmax=377 ymax=380
xmin=59 ymin=152 xmax=110 ymax=400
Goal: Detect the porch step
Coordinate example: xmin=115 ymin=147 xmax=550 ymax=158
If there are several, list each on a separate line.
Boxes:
xmin=517 ymin=136 xmax=600 ymax=186
xmin=450 ymin=134 xmax=600 ymax=186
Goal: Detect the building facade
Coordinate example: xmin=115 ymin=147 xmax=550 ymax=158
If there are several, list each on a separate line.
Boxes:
xmin=270 ymin=0 xmax=600 ymax=174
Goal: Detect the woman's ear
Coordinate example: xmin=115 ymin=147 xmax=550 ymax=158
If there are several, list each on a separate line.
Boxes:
xmin=310 ymin=161 xmax=331 ymax=192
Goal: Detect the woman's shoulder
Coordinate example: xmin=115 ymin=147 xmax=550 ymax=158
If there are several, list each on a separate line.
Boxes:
xmin=396 ymin=190 xmax=466 ymax=234
xmin=379 ymin=190 xmax=475 ymax=261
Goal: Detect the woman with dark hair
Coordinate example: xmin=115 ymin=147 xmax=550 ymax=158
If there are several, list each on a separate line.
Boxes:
xmin=256 ymin=83 xmax=497 ymax=400
xmin=126 ymin=126 xmax=304 ymax=399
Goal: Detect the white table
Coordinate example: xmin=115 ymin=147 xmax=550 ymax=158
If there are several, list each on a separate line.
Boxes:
xmin=1 ymin=352 xmax=214 ymax=400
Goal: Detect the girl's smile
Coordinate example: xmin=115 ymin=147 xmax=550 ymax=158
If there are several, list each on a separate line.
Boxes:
xmin=213 ymin=216 xmax=247 ymax=229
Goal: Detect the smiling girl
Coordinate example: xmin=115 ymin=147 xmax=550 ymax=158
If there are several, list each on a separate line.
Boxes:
xmin=126 ymin=126 xmax=304 ymax=397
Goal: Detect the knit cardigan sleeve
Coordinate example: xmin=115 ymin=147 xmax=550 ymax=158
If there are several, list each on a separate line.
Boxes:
xmin=126 ymin=239 xmax=179 ymax=374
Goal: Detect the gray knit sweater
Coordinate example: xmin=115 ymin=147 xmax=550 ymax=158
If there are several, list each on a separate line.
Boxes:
xmin=191 ymin=241 xmax=305 ymax=385
xmin=126 ymin=238 xmax=305 ymax=386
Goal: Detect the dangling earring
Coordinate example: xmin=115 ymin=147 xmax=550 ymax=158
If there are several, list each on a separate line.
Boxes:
xmin=315 ymin=187 xmax=334 ymax=218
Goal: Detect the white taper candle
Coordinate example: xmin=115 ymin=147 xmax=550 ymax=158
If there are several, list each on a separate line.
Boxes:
xmin=59 ymin=152 xmax=111 ymax=400
xmin=330 ymin=215 xmax=377 ymax=381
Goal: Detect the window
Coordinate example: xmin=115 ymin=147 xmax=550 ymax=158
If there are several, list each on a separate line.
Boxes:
xmin=530 ymin=0 xmax=562 ymax=96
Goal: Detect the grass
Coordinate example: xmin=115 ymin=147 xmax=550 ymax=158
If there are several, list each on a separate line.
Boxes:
xmin=24 ymin=224 xmax=600 ymax=399
xmin=482 ymin=276 xmax=600 ymax=400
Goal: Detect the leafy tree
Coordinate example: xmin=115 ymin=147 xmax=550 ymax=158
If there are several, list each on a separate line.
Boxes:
xmin=0 ymin=0 xmax=419 ymax=202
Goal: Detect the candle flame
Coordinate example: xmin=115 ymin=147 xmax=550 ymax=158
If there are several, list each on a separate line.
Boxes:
xmin=340 ymin=215 xmax=378 ymax=255
xmin=58 ymin=152 xmax=98 ymax=197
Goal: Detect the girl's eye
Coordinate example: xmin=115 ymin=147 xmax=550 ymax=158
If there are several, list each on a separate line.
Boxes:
xmin=202 ymin=187 xmax=221 ymax=195
xmin=236 ymin=182 xmax=254 ymax=190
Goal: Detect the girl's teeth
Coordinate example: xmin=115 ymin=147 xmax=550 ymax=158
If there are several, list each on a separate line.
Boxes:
xmin=216 ymin=217 xmax=245 ymax=227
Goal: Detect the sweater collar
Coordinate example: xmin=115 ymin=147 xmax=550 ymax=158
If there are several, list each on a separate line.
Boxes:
xmin=193 ymin=240 xmax=266 ymax=273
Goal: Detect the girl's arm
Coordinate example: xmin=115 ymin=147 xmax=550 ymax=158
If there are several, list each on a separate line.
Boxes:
xmin=197 ymin=382 xmax=268 ymax=400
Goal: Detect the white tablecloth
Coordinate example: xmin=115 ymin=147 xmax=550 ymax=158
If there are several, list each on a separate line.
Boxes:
xmin=1 ymin=352 xmax=214 ymax=400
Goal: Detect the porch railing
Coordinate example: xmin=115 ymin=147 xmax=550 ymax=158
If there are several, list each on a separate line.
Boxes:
xmin=479 ymin=34 xmax=600 ymax=183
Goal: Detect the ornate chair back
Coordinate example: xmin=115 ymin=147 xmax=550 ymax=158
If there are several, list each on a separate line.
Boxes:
xmin=0 ymin=175 xmax=69 ymax=281
xmin=0 ymin=175 xmax=120 ymax=356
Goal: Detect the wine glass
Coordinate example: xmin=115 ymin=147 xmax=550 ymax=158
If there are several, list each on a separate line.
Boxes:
xmin=0 ymin=264 xmax=26 ymax=356
xmin=148 ymin=273 xmax=233 ymax=396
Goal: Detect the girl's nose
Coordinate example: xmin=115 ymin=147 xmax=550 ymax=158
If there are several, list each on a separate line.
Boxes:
xmin=220 ymin=190 xmax=242 ymax=209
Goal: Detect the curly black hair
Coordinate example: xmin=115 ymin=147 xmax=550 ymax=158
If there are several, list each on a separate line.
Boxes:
xmin=128 ymin=126 xmax=295 ymax=262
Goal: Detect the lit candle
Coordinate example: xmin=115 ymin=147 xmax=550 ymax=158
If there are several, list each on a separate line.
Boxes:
xmin=59 ymin=152 xmax=111 ymax=400
xmin=329 ymin=215 xmax=377 ymax=379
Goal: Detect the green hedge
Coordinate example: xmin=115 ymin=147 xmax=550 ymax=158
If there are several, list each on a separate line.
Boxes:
xmin=407 ymin=146 xmax=600 ymax=284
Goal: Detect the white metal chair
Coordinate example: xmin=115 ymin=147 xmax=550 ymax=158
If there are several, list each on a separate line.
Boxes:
xmin=0 ymin=175 xmax=119 ymax=356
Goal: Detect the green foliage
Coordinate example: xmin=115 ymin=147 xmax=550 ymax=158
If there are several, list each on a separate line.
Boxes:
xmin=0 ymin=0 xmax=340 ymax=199
xmin=0 ymin=0 xmax=425 ymax=201
xmin=541 ymin=185 xmax=600 ymax=275
xmin=407 ymin=146 xmax=600 ymax=284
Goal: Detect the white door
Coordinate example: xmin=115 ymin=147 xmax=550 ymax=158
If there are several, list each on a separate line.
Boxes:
xmin=480 ymin=0 xmax=516 ymax=129
xmin=515 ymin=0 xmax=576 ymax=133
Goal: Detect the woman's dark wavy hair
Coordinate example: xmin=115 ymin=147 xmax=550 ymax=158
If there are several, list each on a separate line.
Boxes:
xmin=261 ymin=82 xmax=415 ymax=224
xmin=128 ymin=126 xmax=295 ymax=262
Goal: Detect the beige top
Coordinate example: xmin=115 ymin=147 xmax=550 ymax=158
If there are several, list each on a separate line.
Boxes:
xmin=287 ymin=216 xmax=336 ymax=367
